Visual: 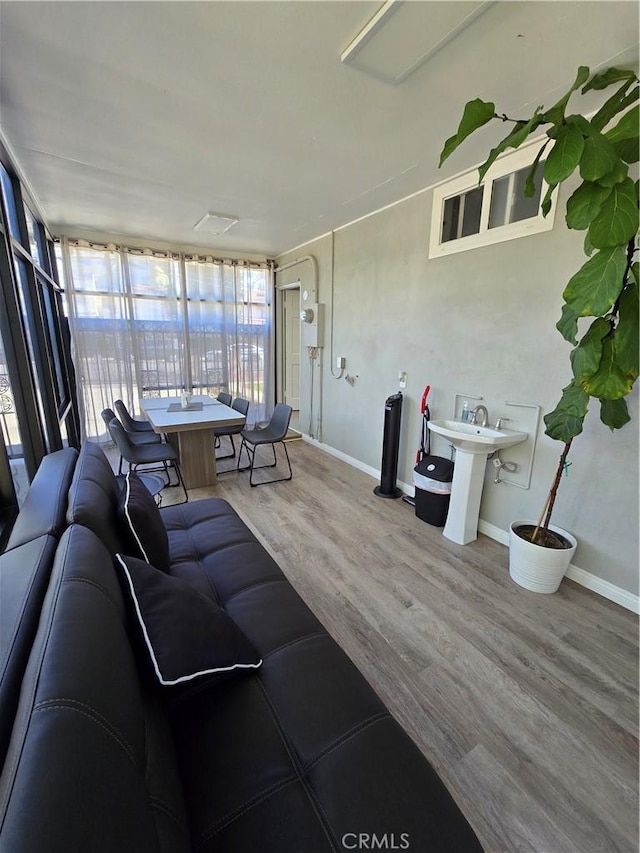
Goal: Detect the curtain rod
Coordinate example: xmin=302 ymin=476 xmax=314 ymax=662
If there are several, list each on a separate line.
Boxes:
xmin=57 ymin=237 xmax=273 ymax=269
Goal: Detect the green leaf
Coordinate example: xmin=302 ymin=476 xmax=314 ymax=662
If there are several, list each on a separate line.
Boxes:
xmin=563 ymin=246 xmax=627 ymax=316
xmin=613 ymin=280 xmax=639 ymax=380
xmin=556 ymin=303 xmax=579 ymax=344
xmin=595 ymin=158 xmax=629 ymax=187
xmin=544 ymin=66 xmax=591 ymax=124
xmin=600 ymin=398 xmax=630 ymax=430
xmin=605 ymin=105 xmax=640 ymax=144
xmin=544 ymin=382 xmax=589 ymax=442
xmin=631 ymin=261 xmax=640 ymax=286
xmin=477 ymin=112 xmax=545 ymax=183
xmin=588 ymin=177 xmax=639 ymax=248
xmin=570 ymin=317 xmax=610 ymax=383
xmin=541 ymin=181 xmax=557 ymax=217
xmin=583 ymin=231 xmax=595 ymax=256
xmin=582 ymin=336 xmax=634 ymax=399
xmin=579 ymin=134 xmax=621 ymax=181
xmin=613 ymin=137 xmax=640 ymax=164
xmin=557 ymin=381 xmax=591 ymax=415
xmin=591 ymin=82 xmax=638 ymax=132
xmin=543 ymin=122 xmax=584 ymax=185
xmin=439 ymin=99 xmax=496 ymax=167
xmin=523 ymin=142 xmax=549 ymax=198
xmin=582 ymin=67 xmax=637 ymax=93
xmin=565 ymin=182 xmax=611 ymax=230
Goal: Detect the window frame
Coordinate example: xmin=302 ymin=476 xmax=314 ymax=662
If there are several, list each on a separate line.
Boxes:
xmin=429 ymin=138 xmax=558 ymax=259
xmin=0 ymin=145 xmax=80 ymax=509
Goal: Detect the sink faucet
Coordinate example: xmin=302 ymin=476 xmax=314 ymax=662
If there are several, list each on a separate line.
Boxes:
xmin=471 ymin=405 xmax=489 ymax=427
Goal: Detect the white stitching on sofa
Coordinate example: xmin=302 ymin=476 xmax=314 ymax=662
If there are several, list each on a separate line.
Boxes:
xmin=304 ymin=712 xmax=390 ymax=772
xmin=253 ymin=677 xmax=342 ymax=852
xmin=195 ymin=773 xmax=299 ymax=848
xmin=33 ymin=699 xmax=140 ymax=767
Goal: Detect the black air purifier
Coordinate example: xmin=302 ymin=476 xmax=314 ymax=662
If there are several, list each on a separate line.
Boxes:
xmin=374 ymin=392 xmax=403 ymax=499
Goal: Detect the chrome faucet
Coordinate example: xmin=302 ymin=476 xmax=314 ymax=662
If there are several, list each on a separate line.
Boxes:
xmin=471 ymin=405 xmax=489 ymax=427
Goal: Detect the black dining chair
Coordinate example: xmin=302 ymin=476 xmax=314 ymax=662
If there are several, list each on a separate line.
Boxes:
xmin=114 ymin=399 xmax=156 ymax=435
xmin=237 ymin=403 xmax=293 ymax=487
xmin=214 ymin=392 xmax=233 ymax=448
xmin=100 ymin=407 xmax=162 ymax=475
xmin=214 ymin=398 xmax=250 ymax=461
xmin=108 ymin=417 xmax=188 ymax=504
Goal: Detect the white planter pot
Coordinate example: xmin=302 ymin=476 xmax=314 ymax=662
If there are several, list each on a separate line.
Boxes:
xmin=509 ymin=520 xmax=577 ymax=594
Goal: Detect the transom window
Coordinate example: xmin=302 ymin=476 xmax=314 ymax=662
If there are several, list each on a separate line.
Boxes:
xmin=429 ymin=140 xmax=557 ymax=258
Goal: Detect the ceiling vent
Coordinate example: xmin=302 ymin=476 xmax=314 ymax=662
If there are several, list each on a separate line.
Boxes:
xmin=341 ymin=0 xmax=495 ymax=84
xmin=193 ymin=212 xmax=239 ymax=235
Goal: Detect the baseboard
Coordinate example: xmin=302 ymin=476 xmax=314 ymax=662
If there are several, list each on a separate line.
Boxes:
xmin=479 ymin=521 xmax=639 ymax=613
xmin=562 ymin=565 xmax=639 ymax=614
xmin=302 ymin=434 xmax=383 ymax=483
xmin=304 ymin=436 xmax=639 ymax=615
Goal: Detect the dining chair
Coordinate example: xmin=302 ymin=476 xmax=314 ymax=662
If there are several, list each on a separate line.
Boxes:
xmin=108 ymin=417 xmax=188 ymax=504
xmin=237 ymin=403 xmax=293 ymax=487
xmin=100 ymin=407 xmax=162 ymax=475
xmin=114 ymin=399 xmax=156 ymax=434
xmin=214 ymin=392 xmax=233 ymax=448
xmin=214 ymin=398 xmax=250 ymax=461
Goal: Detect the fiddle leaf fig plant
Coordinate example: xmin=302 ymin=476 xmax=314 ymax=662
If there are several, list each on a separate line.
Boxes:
xmin=440 ymin=66 xmax=639 ymax=545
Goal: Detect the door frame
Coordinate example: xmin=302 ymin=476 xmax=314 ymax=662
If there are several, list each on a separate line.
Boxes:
xmin=275 ymin=281 xmax=301 ymax=434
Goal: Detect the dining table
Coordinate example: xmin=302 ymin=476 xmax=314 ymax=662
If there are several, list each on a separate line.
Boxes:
xmin=139 ymin=394 xmax=246 ymax=489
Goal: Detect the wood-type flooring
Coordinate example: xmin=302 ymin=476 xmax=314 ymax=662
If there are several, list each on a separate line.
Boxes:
xmin=152 ymin=438 xmax=639 ymax=852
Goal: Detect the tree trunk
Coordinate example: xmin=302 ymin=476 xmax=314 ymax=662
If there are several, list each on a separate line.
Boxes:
xmin=532 ymin=440 xmax=572 ymax=544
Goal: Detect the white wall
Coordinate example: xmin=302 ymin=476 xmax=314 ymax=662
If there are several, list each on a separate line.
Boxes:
xmin=276 ymin=183 xmax=639 ymax=599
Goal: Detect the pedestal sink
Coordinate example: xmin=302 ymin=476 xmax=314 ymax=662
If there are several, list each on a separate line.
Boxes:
xmin=427 ymin=419 xmax=528 ymax=545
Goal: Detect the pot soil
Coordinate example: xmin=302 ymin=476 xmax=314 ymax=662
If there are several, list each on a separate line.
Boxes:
xmin=513 ymin=524 xmax=572 ymax=550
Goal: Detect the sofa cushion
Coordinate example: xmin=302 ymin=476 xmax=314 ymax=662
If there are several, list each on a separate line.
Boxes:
xmin=118 ymin=472 xmax=170 ymax=573
xmin=0 ymin=525 xmax=191 ymax=853
xmin=0 ymin=534 xmax=57 ymax=770
xmin=6 ymin=447 xmax=78 ymax=549
xmin=66 ymin=442 xmax=124 ymax=554
xmin=115 ymin=553 xmax=262 ymax=686
xmin=162 ymin=498 xmax=285 ymax=603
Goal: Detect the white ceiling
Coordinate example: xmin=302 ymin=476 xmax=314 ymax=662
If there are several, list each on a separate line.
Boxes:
xmin=0 ymin=1 xmax=638 ymax=258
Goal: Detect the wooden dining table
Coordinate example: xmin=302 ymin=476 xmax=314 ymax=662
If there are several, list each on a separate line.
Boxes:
xmin=139 ymin=395 xmax=246 ymax=488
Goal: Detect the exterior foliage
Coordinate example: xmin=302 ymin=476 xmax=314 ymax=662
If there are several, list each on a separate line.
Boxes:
xmin=440 ymin=66 xmax=639 ymax=540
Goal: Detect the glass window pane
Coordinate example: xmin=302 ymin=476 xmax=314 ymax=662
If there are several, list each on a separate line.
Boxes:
xmin=0 ymin=325 xmax=29 ymax=505
xmin=41 ymin=283 xmax=68 ymax=408
xmin=441 ymin=196 xmax=461 ymax=243
xmin=14 ymin=259 xmax=49 ymax=449
xmin=489 ymin=165 xmax=545 ymax=229
xmin=24 ymin=205 xmax=45 ymax=267
xmin=442 ymin=187 xmax=483 ymax=243
xmin=489 ymin=175 xmax=510 ymax=229
xmin=128 ymin=255 xmax=180 ymax=298
xmin=511 ymin=165 xmax=544 ymax=222
xmin=461 ymin=186 xmax=483 ymax=237
xmin=0 ymin=165 xmax=21 ymax=240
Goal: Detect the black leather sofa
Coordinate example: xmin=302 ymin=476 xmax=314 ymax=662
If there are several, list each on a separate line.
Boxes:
xmin=0 ymin=442 xmax=482 ymax=852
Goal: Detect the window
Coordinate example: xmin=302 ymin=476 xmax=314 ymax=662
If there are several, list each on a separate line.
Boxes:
xmin=0 ymin=150 xmax=80 ymax=525
xmin=24 ymin=204 xmax=46 ymax=268
xmin=429 ymin=139 xmax=557 ymax=258
xmin=0 ymin=165 xmax=20 ymax=241
xmin=61 ymin=241 xmax=273 ymax=439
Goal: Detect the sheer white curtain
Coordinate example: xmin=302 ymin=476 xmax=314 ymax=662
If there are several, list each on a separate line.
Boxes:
xmin=60 ymin=239 xmax=274 ymax=442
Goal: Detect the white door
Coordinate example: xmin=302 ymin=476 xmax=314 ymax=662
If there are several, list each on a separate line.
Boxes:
xmin=283 ymin=288 xmax=300 ymax=411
